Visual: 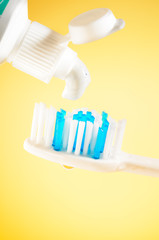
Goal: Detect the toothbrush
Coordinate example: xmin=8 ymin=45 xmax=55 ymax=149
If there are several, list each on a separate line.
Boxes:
xmin=24 ymin=103 xmax=159 ymax=177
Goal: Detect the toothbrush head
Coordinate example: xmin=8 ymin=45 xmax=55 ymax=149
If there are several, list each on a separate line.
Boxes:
xmin=24 ymin=103 xmax=127 ymax=172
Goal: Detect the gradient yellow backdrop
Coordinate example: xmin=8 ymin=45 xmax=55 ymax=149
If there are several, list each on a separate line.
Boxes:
xmin=1 ymin=0 xmax=159 ymax=239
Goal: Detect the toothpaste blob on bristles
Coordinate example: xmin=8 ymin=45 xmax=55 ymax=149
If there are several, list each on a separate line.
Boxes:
xmin=30 ymin=102 xmax=122 ymax=160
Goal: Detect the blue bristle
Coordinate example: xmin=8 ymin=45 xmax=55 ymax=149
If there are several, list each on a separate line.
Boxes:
xmin=100 ymin=119 xmax=109 ymax=153
xmin=80 ymin=112 xmax=91 ymax=152
xmin=54 ymin=119 xmax=65 ymax=151
xmin=53 ymin=109 xmax=66 ymax=151
xmin=52 ymin=111 xmax=61 ymax=147
xmin=86 ymin=111 xmax=92 ymax=119
xmin=102 ymin=111 xmax=108 ymax=121
xmin=93 ymin=112 xmax=109 ymax=159
xmin=90 ymin=115 xmax=95 ymax=124
xmin=93 ymin=127 xmax=103 ymax=159
xmin=60 ymin=109 xmax=66 ymax=117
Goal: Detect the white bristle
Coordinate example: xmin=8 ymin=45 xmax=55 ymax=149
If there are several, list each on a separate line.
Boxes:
xmin=81 ymin=108 xmax=88 ymax=114
xmin=30 ymin=103 xmax=40 ymax=142
xmin=67 ymin=119 xmax=78 ymax=153
xmin=44 ymin=106 xmax=56 ymax=147
xmin=91 ymin=110 xmax=98 ymax=117
xmin=94 ymin=114 xmax=102 ymax=127
xmin=72 ymin=109 xmax=79 ymax=115
xmin=62 ymin=114 xmax=72 ymax=150
xmin=36 ymin=103 xmax=46 ymax=144
xmin=113 ymin=119 xmax=127 ymax=156
xmin=44 ymin=108 xmax=49 ymax=141
xmin=103 ymin=118 xmax=117 ymax=160
xmin=75 ymin=121 xmax=85 ymax=155
xmin=83 ymin=121 xmax=94 ymax=155
xmin=89 ymin=122 xmax=99 ymax=153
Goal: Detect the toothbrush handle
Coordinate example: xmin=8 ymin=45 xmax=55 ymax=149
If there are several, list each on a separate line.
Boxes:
xmin=120 ymin=152 xmax=159 ymax=177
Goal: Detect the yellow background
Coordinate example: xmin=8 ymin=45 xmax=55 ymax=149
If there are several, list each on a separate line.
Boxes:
xmin=1 ymin=0 xmax=159 ymax=239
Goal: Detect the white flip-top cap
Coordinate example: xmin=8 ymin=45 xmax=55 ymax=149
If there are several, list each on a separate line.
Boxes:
xmin=68 ymin=8 xmax=125 ymax=44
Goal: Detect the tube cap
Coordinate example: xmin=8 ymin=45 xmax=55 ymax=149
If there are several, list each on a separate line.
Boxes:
xmin=69 ymin=8 xmax=125 ymax=44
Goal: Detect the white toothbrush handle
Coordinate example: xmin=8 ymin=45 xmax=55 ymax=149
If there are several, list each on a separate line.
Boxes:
xmin=120 ymin=152 xmax=159 ymax=177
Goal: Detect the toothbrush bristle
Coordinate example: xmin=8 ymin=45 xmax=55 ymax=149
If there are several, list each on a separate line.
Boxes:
xmin=30 ymin=103 xmax=126 ymax=160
